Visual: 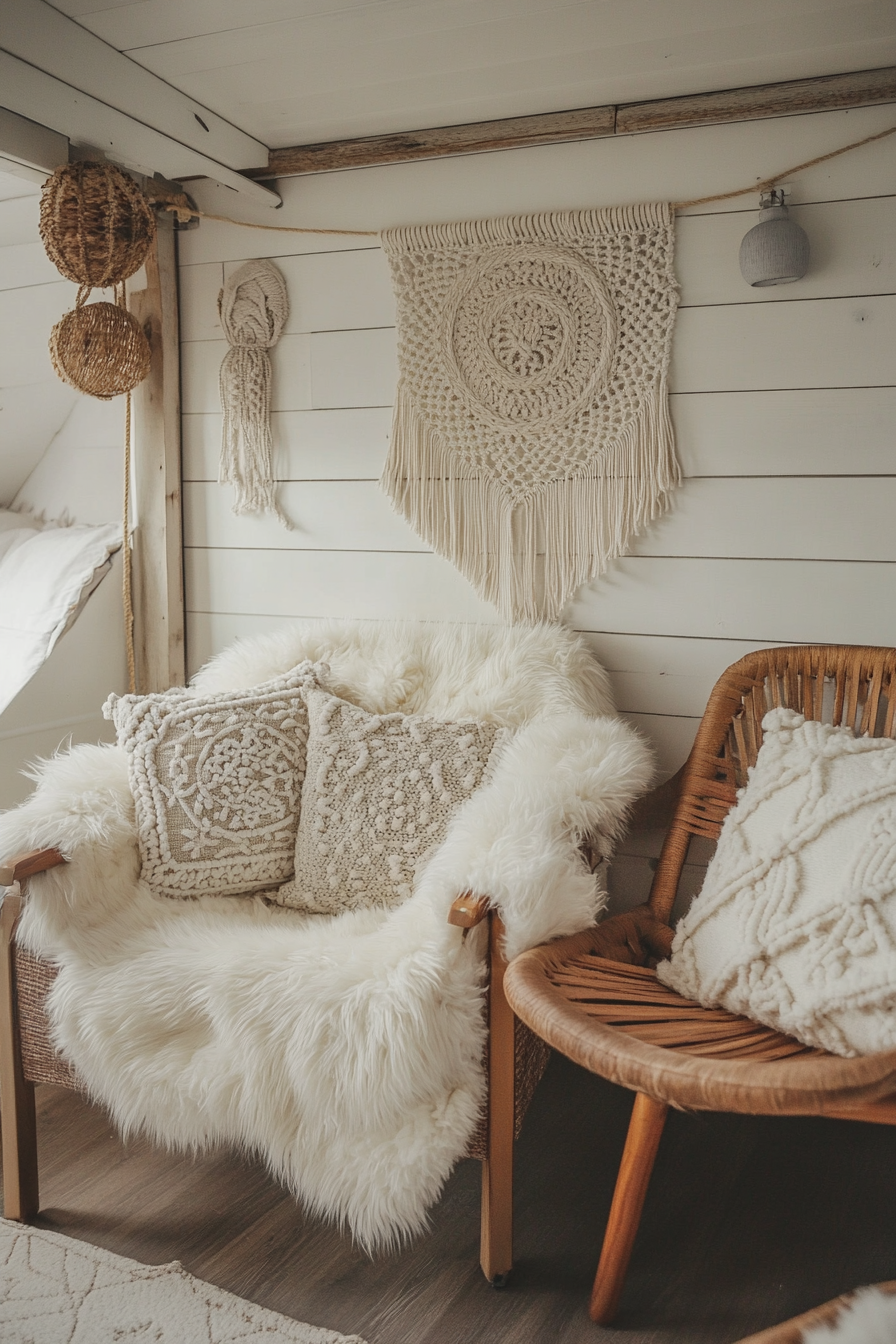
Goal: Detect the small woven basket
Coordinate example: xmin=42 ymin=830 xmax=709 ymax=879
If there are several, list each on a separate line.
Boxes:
xmin=40 ymin=161 xmax=155 ymax=289
xmin=49 ymin=303 xmax=152 ymax=400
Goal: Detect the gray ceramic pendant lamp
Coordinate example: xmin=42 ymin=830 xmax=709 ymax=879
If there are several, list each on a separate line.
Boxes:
xmin=739 ymin=189 xmax=810 ymax=287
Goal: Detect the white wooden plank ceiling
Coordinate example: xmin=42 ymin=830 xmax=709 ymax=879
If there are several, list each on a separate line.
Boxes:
xmin=42 ymin=0 xmax=896 ymax=149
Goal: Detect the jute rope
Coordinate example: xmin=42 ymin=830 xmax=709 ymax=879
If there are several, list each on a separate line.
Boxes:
xmin=122 ymin=381 xmax=136 ymax=694
xmin=671 ymin=120 xmax=896 ymax=209
xmin=155 ymin=120 xmax=896 ymax=234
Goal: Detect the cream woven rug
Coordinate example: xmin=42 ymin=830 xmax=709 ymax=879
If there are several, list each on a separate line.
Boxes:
xmin=0 ymin=1220 xmax=367 ymax=1344
xmin=381 ymin=205 xmax=680 ymax=621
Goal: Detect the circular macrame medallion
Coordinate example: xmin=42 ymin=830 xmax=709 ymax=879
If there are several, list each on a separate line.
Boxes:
xmin=441 ymin=244 xmax=617 ymax=432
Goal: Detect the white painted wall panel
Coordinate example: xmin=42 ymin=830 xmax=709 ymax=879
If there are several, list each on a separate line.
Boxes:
xmin=630 ymin=477 xmax=896 ymax=560
xmin=186 ymin=610 xmax=297 ymax=677
xmin=581 ymin=632 xmax=790 ymax=717
xmin=0 ymin=280 xmax=77 ymax=387
xmin=310 ymin=328 xmax=398 ymax=409
xmin=222 ymin=247 xmax=394 ymax=335
xmin=185 ymin=547 xmax=497 ymax=628
xmin=0 ymin=240 xmax=62 ymax=290
xmin=182 ymin=407 xmax=392 ymax=482
xmin=184 ymin=480 xmax=423 ymax=551
xmin=178 ymin=107 xmax=896 ymax=899
xmin=621 ymin=712 xmax=701 ymax=778
xmin=671 ymin=295 xmax=896 ymax=392
xmin=178 ymin=260 xmax=223 ymax=342
xmin=672 ymin=387 xmax=896 ymax=477
xmin=568 ymin=558 xmax=896 ymax=645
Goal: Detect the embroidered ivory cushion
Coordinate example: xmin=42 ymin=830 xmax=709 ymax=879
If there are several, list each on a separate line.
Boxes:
xmin=104 ymin=663 xmax=324 ymax=899
xmin=277 ymin=687 xmax=506 ymax=914
xmin=658 ymin=708 xmax=896 ymax=1057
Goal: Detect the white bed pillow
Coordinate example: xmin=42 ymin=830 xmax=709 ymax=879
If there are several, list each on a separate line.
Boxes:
xmin=0 ymin=518 xmax=121 ymax=715
xmin=658 ymin=708 xmax=896 ymax=1057
xmin=277 ymin=687 xmax=507 ymax=914
xmin=105 ymin=662 xmax=325 ymax=899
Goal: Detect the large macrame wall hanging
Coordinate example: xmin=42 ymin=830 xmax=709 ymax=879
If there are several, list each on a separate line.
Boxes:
xmin=218 ymin=259 xmax=289 ymax=523
xmin=380 ymin=205 xmax=680 ymax=621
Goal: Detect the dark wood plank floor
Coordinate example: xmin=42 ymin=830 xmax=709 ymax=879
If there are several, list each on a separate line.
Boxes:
xmin=15 ymin=1054 xmax=896 ymax=1343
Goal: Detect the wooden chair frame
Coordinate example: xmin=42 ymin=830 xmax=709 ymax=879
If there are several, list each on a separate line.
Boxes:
xmin=505 ymin=645 xmax=896 ymax=1322
xmin=0 ymin=855 xmax=540 ymax=1286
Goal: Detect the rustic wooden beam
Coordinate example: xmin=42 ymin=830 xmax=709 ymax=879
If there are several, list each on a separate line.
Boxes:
xmin=261 ymin=105 xmax=616 ymax=177
xmin=129 ymin=210 xmax=186 ymax=693
xmin=255 ymin=65 xmax=896 ymax=179
xmin=617 ymin=64 xmax=896 ymax=135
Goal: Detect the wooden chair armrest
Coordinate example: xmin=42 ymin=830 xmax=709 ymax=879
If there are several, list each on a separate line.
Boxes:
xmin=448 ymin=891 xmax=491 ymax=929
xmin=0 ymin=848 xmax=67 ymax=888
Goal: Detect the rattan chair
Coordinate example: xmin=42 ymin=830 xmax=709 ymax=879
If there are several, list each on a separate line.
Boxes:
xmin=505 ymin=646 xmax=896 ymax=1323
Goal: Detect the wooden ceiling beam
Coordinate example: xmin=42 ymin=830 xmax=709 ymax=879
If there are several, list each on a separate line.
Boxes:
xmin=261 ymin=105 xmax=617 ymax=177
xmin=254 ymin=65 xmax=896 ymax=180
xmin=618 ymin=64 xmax=896 ymax=134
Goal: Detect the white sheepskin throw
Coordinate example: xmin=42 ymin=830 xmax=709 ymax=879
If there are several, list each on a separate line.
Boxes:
xmin=1 ymin=620 xmax=652 ymax=1250
xmin=659 ymin=709 xmax=896 ymax=1057
xmin=803 ymin=1286 xmax=896 ymax=1343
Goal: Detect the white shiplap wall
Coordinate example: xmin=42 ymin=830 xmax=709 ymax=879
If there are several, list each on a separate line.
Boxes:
xmin=0 ymin=178 xmax=79 ymax=503
xmin=178 ymin=104 xmax=896 ymax=906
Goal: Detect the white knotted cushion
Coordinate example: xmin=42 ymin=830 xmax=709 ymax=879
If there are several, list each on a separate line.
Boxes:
xmin=104 ymin=662 xmax=324 ymax=898
xmin=277 ymin=687 xmax=506 ymax=914
xmin=659 ymin=708 xmax=896 ymax=1057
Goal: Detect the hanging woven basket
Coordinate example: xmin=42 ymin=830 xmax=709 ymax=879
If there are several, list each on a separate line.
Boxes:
xmin=49 ymin=302 xmax=152 ymax=400
xmin=40 ymin=161 xmax=156 ymax=289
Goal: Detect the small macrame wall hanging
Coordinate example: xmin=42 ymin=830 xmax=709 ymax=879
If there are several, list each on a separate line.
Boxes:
xmin=218 ymin=259 xmax=289 ymax=523
xmin=381 ymin=205 xmax=680 ymax=622
xmin=40 ymin=161 xmax=155 ymax=400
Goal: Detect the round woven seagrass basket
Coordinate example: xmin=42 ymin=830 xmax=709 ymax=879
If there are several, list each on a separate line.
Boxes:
xmin=49 ymin=303 xmax=152 ymax=400
xmin=39 ymin=161 xmax=155 ymax=289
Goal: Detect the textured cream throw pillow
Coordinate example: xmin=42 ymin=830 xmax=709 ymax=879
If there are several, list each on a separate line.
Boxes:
xmin=277 ymin=687 xmax=507 ymax=914
xmin=105 ymin=663 xmax=324 ymax=899
xmin=658 ymin=708 xmax=896 ymax=1057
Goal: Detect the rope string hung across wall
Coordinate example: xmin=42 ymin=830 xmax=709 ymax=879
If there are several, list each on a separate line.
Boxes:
xmin=153 ymin=120 xmax=896 ymax=233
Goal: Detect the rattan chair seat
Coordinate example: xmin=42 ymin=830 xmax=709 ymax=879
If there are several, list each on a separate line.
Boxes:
xmin=505 ymin=927 xmax=896 ymax=1118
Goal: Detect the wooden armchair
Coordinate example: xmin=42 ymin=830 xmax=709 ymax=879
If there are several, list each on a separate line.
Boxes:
xmin=505 ymin=646 xmax=896 ymax=1322
xmin=0 ymin=852 xmax=547 ymax=1287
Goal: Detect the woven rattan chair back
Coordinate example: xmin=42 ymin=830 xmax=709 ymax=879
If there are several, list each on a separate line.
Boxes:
xmin=648 ymin=645 xmax=896 ymax=925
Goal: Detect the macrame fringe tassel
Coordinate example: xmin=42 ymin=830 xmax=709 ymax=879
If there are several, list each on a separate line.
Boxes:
xmin=383 ymin=383 xmax=680 ymax=623
xmin=219 ymin=345 xmax=288 ymax=525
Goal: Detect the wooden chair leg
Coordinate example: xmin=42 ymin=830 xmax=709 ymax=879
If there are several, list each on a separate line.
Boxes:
xmin=480 ymin=912 xmax=514 ymax=1286
xmin=589 ymin=1091 xmax=668 ymax=1324
xmin=0 ymin=889 xmax=39 ymax=1220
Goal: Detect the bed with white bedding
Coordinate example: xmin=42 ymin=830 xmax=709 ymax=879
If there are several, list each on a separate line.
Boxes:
xmin=0 ymin=508 xmax=125 ymax=811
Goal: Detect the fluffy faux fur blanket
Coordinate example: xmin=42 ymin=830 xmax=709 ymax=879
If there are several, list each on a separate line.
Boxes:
xmin=0 ymin=621 xmax=652 ymax=1250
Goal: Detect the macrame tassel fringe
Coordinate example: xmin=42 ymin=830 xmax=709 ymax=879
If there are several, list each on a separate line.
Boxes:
xmin=383 ymin=383 xmax=679 ymax=623
xmin=219 ymin=344 xmax=288 ymax=523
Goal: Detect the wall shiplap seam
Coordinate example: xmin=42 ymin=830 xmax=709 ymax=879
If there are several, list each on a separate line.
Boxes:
xmin=670 ymin=385 xmax=896 ymax=393
xmin=680 ymin=293 xmax=896 ymax=310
